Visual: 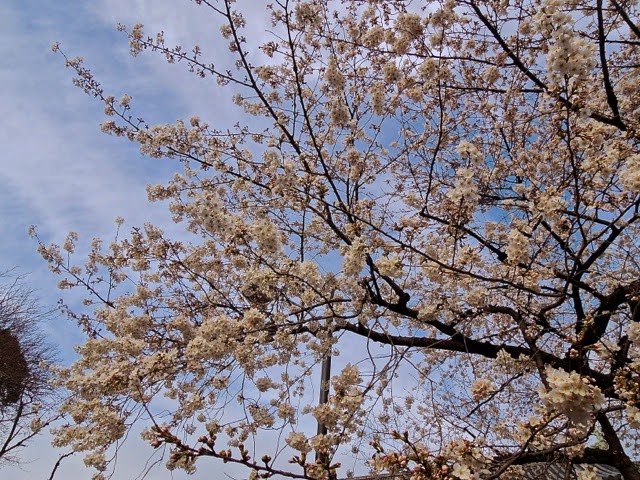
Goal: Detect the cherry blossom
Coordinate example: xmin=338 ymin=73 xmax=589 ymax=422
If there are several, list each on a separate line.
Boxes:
xmin=41 ymin=1 xmax=640 ymax=479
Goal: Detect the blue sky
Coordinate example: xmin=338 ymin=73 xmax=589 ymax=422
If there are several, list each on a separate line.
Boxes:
xmin=1 ymin=0 xmax=252 ymax=478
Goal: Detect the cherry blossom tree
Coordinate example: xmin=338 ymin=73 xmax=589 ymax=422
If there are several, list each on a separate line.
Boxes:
xmin=39 ymin=0 xmax=640 ymax=479
xmin=0 ymin=272 xmax=58 ymax=467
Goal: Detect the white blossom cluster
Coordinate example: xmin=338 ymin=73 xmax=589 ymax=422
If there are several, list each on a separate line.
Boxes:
xmin=383 ymin=62 xmax=401 ymax=84
xmin=362 ymin=26 xmax=384 ymax=48
xmin=456 ymin=140 xmax=483 ymax=164
xmin=294 ymin=1 xmax=321 ymax=26
xmin=341 ymin=239 xmax=367 ymax=278
xmin=286 ymin=431 xmax=310 ymax=452
xmin=620 ymin=154 xmax=640 ymax=193
xmin=196 ymin=195 xmax=233 ymax=238
xmin=505 ymin=228 xmax=530 ymax=265
xmin=370 ymin=83 xmax=386 ymax=116
xmin=325 ymin=56 xmax=346 ymax=92
xmin=533 ymin=0 xmax=596 ymax=85
xmin=447 ymin=168 xmax=479 ymax=208
xmin=539 ymin=367 xmax=605 ymax=425
xmin=250 ymin=217 xmax=282 ymax=254
xmin=330 ymin=100 xmax=351 ymax=126
xmin=310 ymin=364 xmax=363 ymax=435
xmin=471 ymin=378 xmax=494 ymax=401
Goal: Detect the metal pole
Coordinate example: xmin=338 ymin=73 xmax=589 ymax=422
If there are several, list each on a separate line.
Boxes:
xmin=315 ymin=332 xmax=333 ymax=466
xmin=316 ymin=352 xmax=332 ymax=436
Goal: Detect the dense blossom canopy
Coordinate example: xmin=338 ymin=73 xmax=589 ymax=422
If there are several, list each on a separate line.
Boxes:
xmin=40 ymin=0 xmax=640 ymax=479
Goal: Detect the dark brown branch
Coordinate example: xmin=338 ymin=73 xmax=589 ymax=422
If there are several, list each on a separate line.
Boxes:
xmin=467 ymin=1 xmax=626 ymax=130
xmin=597 ymin=0 xmax=623 ymax=124
xmin=611 ymin=0 xmax=640 ymax=39
xmin=47 ymin=451 xmax=74 ymax=480
xmin=577 ymin=281 xmax=636 ymax=348
xmin=501 ymin=446 xmax=615 ymax=466
xmin=338 ymin=320 xmax=613 ymax=390
xmin=596 ymin=412 xmax=640 ymax=480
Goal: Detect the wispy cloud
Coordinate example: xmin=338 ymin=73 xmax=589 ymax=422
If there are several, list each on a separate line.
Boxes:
xmin=0 ymin=0 xmax=249 ymax=477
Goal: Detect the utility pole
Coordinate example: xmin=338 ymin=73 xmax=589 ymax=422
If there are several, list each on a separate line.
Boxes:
xmin=315 ymin=333 xmax=333 ymax=465
xmin=316 ymin=352 xmax=332 ymax=437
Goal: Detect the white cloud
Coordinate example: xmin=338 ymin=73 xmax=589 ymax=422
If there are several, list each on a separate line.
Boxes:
xmin=0 ymin=0 xmax=231 ymax=477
